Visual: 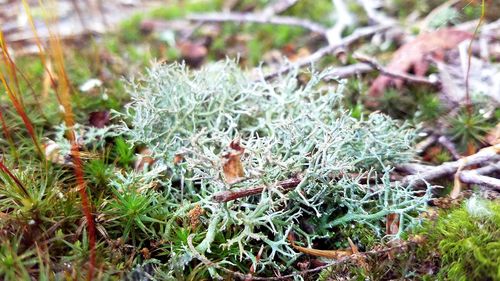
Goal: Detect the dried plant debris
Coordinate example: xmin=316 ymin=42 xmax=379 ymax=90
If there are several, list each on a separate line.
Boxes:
xmin=368 ymin=29 xmax=472 ymax=102
xmin=117 ymin=60 xmax=431 ymax=278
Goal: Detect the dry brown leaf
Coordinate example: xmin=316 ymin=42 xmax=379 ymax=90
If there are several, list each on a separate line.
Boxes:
xmin=386 ymin=213 xmax=400 ymax=235
xmin=178 ymin=40 xmax=208 ymax=68
xmin=222 ymin=139 xmax=245 ymax=184
xmin=368 ymin=29 xmax=472 ymax=104
xmin=134 ymin=147 xmax=155 ymax=172
xmin=88 ymin=111 xmax=110 ymax=128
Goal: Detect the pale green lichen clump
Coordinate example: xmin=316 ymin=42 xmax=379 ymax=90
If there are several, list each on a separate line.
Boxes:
xmin=116 ymin=60 xmax=431 ymax=278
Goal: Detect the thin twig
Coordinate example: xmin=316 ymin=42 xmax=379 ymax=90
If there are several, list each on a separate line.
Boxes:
xmin=264 ymin=24 xmax=392 ymax=79
xmin=261 ymin=0 xmax=299 ymax=17
xmin=459 ymin=171 xmax=500 ymax=191
xmin=473 ymin=161 xmax=500 ymax=175
xmin=353 ymin=52 xmax=439 ymax=86
xmin=187 ymin=12 xmax=328 ymax=35
xmin=212 ymin=175 xmax=302 ymax=203
xmin=437 ymin=135 xmax=461 ymax=160
xmin=326 ymin=0 xmax=355 ymax=46
xmin=357 ymin=0 xmax=396 ymax=25
xmin=415 ymin=134 xmax=438 ymax=154
xmin=322 ymin=63 xmax=373 ymax=80
xmin=400 ymin=144 xmax=500 ymax=185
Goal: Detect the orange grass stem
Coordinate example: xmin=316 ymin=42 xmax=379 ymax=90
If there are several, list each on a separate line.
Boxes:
xmin=0 ymin=32 xmax=44 ymax=159
xmin=0 ymin=160 xmax=30 ymax=198
xmin=20 ymin=1 xmax=96 ymax=278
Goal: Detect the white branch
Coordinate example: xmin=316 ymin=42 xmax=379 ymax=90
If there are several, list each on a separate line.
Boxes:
xmin=187 ymin=12 xmax=328 ymax=35
xmin=400 ymin=144 xmax=500 ymax=186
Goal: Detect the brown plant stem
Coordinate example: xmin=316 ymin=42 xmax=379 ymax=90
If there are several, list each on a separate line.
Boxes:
xmin=213 ymin=175 xmax=302 ymax=203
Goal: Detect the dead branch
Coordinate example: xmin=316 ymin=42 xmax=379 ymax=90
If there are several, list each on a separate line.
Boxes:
xmin=473 ymin=161 xmax=500 ymax=175
xmin=459 ymin=171 xmax=500 ymax=191
xmin=437 ymin=135 xmax=461 ymax=160
xmin=212 ymin=175 xmax=302 ymax=203
xmin=357 ymin=0 xmax=396 ymax=25
xmin=187 ymin=12 xmax=328 ymax=35
xmin=261 ymin=0 xmax=299 ymax=17
xmin=322 ymin=63 xmax=373 ymax=80
xmin=400 ymin=144 xmax=500 ymax=185
xmin=326 ymin=0 xmax=355 ymax=46
xmin=264 ymin=24 xmax=392 ymax=79
xmin=415 ymin=134 xmax=438 ymax=154
xmin=353 ymin=52 xmax=439 ymax=86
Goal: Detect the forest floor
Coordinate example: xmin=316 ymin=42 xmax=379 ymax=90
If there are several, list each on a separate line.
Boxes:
xmin=0 ymin=0 xmax=499 ymax=280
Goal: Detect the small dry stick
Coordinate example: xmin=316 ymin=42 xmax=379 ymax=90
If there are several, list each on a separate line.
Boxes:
xmin=400 ymin=144 xmax=500 ymax=185
xmin=437 ymin=135 xmax=461 ymax=160
xmin=357 ymin=0 xmax=396 ymax=25
xmin=353 ymin=52 xmax=439 ymax=86
xmin=213 ymin=175 xmax=302 ymax=203
xmin=261 ymin=0 xmax=299 ymax=17
xmin=264 ymin=24 xmax=392 ymax=79
xmin=459 ymin=171 xmax=500 ymax=191
xmin=187 ymin=12 xmax=328 ymax=35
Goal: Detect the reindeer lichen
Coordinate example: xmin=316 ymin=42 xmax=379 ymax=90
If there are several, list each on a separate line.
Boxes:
xmin=116 ymin=60 xmax=431 ymax=277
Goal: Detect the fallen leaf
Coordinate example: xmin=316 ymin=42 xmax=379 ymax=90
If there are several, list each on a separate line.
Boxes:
xmin=134 ymin=147 xmax=154 ymax=172
xmin=386 ymin=213 xmax=399 ymax=235
xmin=368 ymin=29 xmax=472 ymax=105
xmin=88 ymin=111 xmax=110 ymax=128
xmin=222 ymin=139 xmax=245 ymax=184
xmin=178 ymin=40 xmax=208 ymax=68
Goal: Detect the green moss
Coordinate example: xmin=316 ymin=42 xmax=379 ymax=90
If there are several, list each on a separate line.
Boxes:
xmin=285 ymin=0 xmax=334 ymax=25
xmin=418 ymin=199 xmax=500 ymax=280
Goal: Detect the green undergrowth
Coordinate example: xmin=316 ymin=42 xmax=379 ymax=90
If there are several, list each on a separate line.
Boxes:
xmin=416 ymin=198 xmax=500 ymax=280
xmin=318 ymin=198 xmax=500 ymax=280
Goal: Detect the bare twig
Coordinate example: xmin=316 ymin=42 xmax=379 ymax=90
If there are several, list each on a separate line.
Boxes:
xmin=264 ymin=24 xmax=392 ymax=79
xmin=322 ymin=63 xmax=373 ymax=80
xmin=187 ymin=12 xmax=328 ymax=35
xmin=473 ymin=161 xmax=500 ymax=175
xmin=400 ymin=144 xmax=500 ymax=185
xmin=415 ymin=134 xmax=438 ymax=154
xmin=213 ymin=175 xmax=302 ymax=203
xmin=262 ymin=0 xmax=299 ymax=17
xmin=326 ymin=0 xmax=355 ymax=46
xmin=437 ymin=135 xmax=461 ymax=160
xmin=353 ymin=52 xmax=439 ymax=86
xmin=457 ymin=160 xmax=500 ymax=191
xmin=357 ymin=0 xmax=396 ymax=25
xmin=459 ymin=171 xmax=500 ymax=191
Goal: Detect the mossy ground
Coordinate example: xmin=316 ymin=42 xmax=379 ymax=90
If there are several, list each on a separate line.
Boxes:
xmin=0 ymin=0 xmax=497 ymax=280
